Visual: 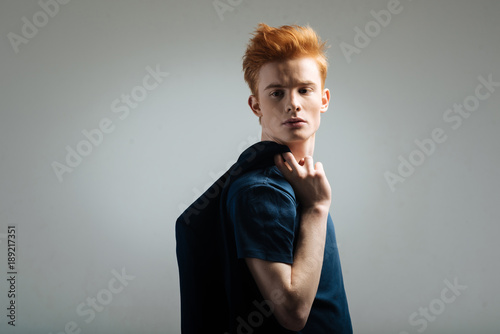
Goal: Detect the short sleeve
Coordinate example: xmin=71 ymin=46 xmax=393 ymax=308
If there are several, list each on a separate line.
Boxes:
xmin=226 ymin=183 xmax=298 ymax=264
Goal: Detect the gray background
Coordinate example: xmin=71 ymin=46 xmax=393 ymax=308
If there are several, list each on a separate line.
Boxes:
xmin=1 ymin=0 xmax=499 ymax=333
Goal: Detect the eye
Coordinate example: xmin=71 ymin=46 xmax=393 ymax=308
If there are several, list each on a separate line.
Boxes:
xmin=299 ymin=88 xmax=312 ymax=94
xmin=270 ymin=90 xmax=284 ymax=98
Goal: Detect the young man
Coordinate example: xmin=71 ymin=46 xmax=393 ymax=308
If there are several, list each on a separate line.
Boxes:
xmin=225 ymin=24 xmax=353 ymax=333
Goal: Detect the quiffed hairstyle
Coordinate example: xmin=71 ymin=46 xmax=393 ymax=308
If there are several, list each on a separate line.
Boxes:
xmin=242 ymin=23 xmax=329 ymax=98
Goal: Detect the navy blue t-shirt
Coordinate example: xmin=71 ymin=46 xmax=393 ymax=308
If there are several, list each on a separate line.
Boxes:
xmin=226 ymin=165 xmax=352 ymax=334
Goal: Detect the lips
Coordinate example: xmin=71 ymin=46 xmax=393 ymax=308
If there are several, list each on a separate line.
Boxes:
xmin=283 ymin=117 xmax=306 ymax=124
xmin=283 ymin=117 xmax=307 ymax=128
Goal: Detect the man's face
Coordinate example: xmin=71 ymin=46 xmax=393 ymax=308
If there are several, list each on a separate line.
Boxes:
xmin=249 ymin=57 xmax=330 ymax=146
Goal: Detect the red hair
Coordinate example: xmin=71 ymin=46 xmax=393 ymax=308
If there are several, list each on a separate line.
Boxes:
xmin=242 ymin=23 xmax=329 ymax=97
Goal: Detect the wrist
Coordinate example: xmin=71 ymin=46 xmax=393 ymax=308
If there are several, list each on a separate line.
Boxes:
xmin=301 ymin=203 xmax=330 ymax=216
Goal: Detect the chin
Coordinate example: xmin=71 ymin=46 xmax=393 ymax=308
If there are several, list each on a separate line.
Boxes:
xmin=279 ymin=135 xmax=312 ymax=145
xmin=263 ymin=128 xmax=313 ymax=144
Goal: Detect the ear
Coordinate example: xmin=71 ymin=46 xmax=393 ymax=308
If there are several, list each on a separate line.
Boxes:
xmin=248 ymin=95 xmax=262 ymax=118
xmin=320 ymin=88 xmax=330 ymax=113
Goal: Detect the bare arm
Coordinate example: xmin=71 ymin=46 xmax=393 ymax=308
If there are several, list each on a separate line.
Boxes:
xmin=245 ymin=152 xmax=331 ymax=331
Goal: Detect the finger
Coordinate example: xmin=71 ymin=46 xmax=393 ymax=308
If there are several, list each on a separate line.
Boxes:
xmin=274 ymin=154 xmax=291 ymax=173
xmin=315 ymin=161 xmax=325 ymax=174
xmin=303 ymin=156 xmax=314 ymax=173
xmin=281 ymin=152 xmax=300 ymax=173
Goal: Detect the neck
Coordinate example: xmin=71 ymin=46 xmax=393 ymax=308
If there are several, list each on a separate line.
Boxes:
xmin=261 ymin=134 xmax=316 ymax=162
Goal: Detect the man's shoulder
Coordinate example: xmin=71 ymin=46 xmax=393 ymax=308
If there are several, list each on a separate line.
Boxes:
xmin=226 ymin=165 xmax=295 ymax=201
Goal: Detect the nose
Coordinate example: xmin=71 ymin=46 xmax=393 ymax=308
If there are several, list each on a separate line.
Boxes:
xmin=286 ymin=91 xmax=301 ymax=113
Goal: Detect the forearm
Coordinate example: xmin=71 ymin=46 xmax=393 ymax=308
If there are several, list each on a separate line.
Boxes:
xmin=281 ymin=205 xmax=328 ymax=327
xmin=291 ymin=205 xmax=328 ymax=294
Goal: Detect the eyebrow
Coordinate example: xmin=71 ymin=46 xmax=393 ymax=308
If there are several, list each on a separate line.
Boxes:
xmin=263 ymin=81 xmax=317 ymax=90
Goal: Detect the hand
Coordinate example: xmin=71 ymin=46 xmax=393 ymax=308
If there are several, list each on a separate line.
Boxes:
xmin=274 ymin=152 xmax=331 ymax=210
